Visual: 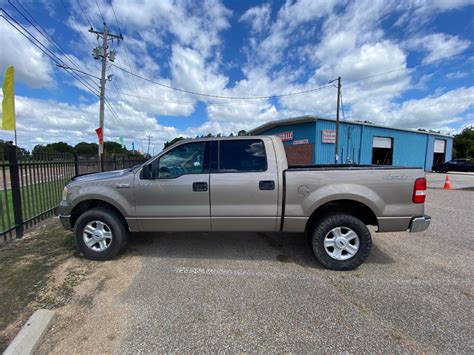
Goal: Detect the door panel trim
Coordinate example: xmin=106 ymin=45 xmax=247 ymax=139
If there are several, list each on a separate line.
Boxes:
xmin=211 ymin=217 xmax=276 ymax=232
xmin=136 ymin=217 xmax=210 ymax=232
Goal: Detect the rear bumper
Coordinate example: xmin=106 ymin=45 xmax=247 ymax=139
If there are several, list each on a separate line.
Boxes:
xmin=409 ymin=215 xmax=431 ymax=233
xmin=58 ymin=214 xmax=72 ymax=230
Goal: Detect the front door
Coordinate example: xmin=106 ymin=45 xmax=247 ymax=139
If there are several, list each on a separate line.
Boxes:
xmin=134 ymin=141 xmax=210 ymax=231
xmin=210 ymin=139 xmax=279 ymax=232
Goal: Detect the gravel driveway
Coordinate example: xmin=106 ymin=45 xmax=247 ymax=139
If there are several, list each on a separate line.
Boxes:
xmin=40 ymin=188 xmax=473 ymax=353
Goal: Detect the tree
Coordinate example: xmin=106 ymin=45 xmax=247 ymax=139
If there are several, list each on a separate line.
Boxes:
xmin=453 ymin=126 xmax=474 ymax=160
xmin=237 ymin=130 xmax=247 ymax=136
xmin=104 ymin=141 xmax=128 ymax=155
xmin=74 ymin=142 xmax=98 ymax=155
xmin=164 ymin=137 xmax=185 ymax=149
xmin=32 ymin=142 xmax=73 ymax=156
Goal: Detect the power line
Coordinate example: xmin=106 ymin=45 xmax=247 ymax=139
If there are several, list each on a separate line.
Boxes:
xmin=344 ymin=50 xmax=474 ymax=85
xmin=94 ymin=0 xmax=105 ymax=23
xmin=107 ymin=88 xmax=280 ymax=106
xmin=0 ymin=9 xmax=100 ymax=97
xmin=109 ymin=1 xmax=154 ymax=136
xmin=112 ymin=49 xmax=474 ymax=101
xmin=111 ymin=64 xmax=334 ymax=100
xmin=110 ymin=1 xmax=122 ymax=34
xmin=76 ymin=0 xmax=93 ymax=28
xmin=59 ymin=0 xmax=95 ymax=50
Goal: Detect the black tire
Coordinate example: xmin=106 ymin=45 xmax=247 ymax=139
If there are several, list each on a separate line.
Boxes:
xmin=74 ymin=208 xmax=128 ymax=261
xmin=310 ymin=212 xmax=372 ymax=271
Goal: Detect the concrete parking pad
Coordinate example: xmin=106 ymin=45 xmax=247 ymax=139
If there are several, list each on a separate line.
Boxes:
xmin=39 ymin=188 xmax=473 ymax=353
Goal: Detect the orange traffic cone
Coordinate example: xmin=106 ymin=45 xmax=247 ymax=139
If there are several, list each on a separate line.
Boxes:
xmin=443 ymin=175 xmax=451 ymax=190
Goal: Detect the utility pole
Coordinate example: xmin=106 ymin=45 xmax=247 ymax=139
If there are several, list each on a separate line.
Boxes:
xmin=328 ymin=76 xmax=341 ymax=164
xmin=89 ymin=23 xmax=123 ymax=165
xmin=146 ymin=134 xmax=152 ymax=156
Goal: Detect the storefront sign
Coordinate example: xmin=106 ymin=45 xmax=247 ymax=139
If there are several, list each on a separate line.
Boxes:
xmin=275 ymin=131 xmax=294 ymax=141
xmin=321 ymin=129 xmax=336 ymax=143
xmin=293 ymin=139 xmax=309 ymax=145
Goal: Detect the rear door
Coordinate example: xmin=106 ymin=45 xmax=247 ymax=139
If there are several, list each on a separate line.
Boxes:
xmin=134 ymin=141 xmax=211 ymax=231
xmin=210 ymin=138 xmax=279 ymax=232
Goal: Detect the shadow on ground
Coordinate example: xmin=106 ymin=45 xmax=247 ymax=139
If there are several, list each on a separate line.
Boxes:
xmin=123 ymin=230 xmax=394 ymax=268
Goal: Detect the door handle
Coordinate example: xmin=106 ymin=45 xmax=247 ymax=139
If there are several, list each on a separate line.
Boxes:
xmin=259 ymin=180 xmax=275 ymax=190
xmin=192 ymin=181 xmax=208 ymax=192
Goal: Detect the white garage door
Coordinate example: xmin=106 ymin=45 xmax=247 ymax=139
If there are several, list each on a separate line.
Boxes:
xmin=434 ymin=139 xmax=446 ymax=153
xmin=373 ymin=137 xmax=392 ymax=148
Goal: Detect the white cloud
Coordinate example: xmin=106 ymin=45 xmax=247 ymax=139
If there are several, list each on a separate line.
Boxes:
xmin=389 ymin=86 xmax=474 ymax=129
xmin=239 ymin=3 xmax=271 ymax=33
xmin=407 ymin=33 xmax=470 ymax=63
xmin=0 ymin=19 xmax=55 ymax=87
xmin=0 ymin=94 xmax=180 ymax=152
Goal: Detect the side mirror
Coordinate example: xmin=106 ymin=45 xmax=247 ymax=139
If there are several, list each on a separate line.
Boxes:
xmin=142 ymin=164 xmax=151 ymax=179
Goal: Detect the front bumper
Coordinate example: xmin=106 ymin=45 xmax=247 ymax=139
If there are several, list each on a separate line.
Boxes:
xmin=409 ymin=215 xmax=431 ymax=233
xmin=58 ymin=214 xmax=72 ymax=230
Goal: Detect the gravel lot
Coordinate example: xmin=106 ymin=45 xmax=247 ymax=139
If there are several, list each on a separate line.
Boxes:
xmin=40 ymin=187 xmax=473 ymax=353
xmin=426 ymin=171 xmax=474 ymax=189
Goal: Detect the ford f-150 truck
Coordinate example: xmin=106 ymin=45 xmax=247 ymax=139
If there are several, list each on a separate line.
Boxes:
xmin=58 ymin=136 xmax=431 ymax=270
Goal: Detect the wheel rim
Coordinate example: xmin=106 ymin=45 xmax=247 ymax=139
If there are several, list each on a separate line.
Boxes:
xmin=323 ymin=226 xmax=360 ymax=261
xmin=83 ymin=220 xmax=113 ymax=252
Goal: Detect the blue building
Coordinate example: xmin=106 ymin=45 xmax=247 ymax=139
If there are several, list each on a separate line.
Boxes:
xmin=249 ymin=115 xmax=453 ymax=171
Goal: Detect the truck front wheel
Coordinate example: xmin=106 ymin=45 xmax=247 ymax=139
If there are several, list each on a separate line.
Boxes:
xmin=310 ymin=213 xmax=372 ymax=271
xmin=74 ymin=208 xmax=128 ymax=261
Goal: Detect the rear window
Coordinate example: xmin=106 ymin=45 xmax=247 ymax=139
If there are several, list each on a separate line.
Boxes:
xmin=218 ymin=139 xmax=267 ymax=172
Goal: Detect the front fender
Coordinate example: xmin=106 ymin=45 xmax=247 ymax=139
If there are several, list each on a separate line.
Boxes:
xmin=67 ymin=184 xmax=134 ymax=218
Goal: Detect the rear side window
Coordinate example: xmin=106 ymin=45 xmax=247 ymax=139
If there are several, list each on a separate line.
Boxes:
xmin=218 ymin=139 xmax=267 ymax=172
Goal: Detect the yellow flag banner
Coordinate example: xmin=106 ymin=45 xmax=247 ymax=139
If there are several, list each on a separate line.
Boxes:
xmin=2 ymin=66 xmax=16 ymax=130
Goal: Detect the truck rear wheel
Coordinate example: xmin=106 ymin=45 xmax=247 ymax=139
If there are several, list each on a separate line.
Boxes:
xmin=310 ymin=213 xmax=372 ymax=270
xmin=74 ymin=208 xmax=127 ymax=261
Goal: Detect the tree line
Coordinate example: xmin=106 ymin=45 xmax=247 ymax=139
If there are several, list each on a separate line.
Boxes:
xmin=0 ymin=140 xmax=141 ymax=159
xmin=163 ymin=130 xmax=248 ymax=149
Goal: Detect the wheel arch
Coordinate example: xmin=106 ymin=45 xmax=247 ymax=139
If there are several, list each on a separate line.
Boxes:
xmin=305 ymin=199 xmax=378 ymax=233
xmin=70 ymin=199 xmax=129 ymax=231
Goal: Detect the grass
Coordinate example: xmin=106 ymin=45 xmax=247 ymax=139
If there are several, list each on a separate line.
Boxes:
xmin=0 ymin=219 xmax=77 ymax=351
xmin=0 ymin=178 xmax=69 ymax=233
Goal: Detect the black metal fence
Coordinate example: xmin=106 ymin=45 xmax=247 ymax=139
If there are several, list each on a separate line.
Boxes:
xmin=0 ymin=144 xmax=146 ymax=241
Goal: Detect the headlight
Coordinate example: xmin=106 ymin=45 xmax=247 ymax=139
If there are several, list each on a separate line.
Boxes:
xmin=62 ymin=186 xmax=69 ymax=201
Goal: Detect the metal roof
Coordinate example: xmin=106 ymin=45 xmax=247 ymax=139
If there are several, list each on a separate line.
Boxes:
xmin=249 ymin=115 xmax=453 ymax=138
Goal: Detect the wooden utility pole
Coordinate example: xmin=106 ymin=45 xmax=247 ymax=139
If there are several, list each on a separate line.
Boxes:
xmin=89 ymin=23 xmax=123 ymax=165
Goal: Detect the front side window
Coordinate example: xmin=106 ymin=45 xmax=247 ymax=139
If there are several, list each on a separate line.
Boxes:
xmin=156 ymin=142 xmax=206 ymax=178
xmin=219 ymin=139 xmax=267 ymax=172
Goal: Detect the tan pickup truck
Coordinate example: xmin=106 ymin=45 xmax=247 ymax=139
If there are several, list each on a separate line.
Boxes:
xmin=58 ymin=136 xmax=430 ymax=270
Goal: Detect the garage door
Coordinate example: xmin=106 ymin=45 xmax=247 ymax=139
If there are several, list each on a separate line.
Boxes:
xmin=373 ymin=136 xmax=392 ymax=148
xmin=434 ymin=139 xmax=446 ymax=153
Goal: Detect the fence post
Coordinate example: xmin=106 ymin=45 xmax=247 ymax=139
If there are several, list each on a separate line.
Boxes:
xmin=122 ymin=156 xmax=125 ymax=169
xmin=100 ymin=154 xmax=105 ymax=172
xmin=8 ymin=145 xmax=23 ymax=238
xmin=73 ymin=152 xmax=79 ymax=176
xmin=113 ymin=156 xmax=117 ymax=170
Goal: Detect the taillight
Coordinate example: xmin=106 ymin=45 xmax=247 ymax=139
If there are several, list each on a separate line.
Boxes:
xmin=413 ymin=177 xmax=427 ymax=203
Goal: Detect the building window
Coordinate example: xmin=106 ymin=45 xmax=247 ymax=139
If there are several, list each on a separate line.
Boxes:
xmin=372 ymin=137 xmax=393 ymax=165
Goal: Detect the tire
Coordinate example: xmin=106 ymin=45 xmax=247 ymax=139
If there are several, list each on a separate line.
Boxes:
xmin=74 ymin=208 xmax=128 ymax=261
xmin=310 ymin=212 xmax=372 ymax=271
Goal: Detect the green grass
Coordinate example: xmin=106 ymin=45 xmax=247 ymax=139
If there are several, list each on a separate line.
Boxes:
xmin=0 ymin=178 xmax=69 ymax=233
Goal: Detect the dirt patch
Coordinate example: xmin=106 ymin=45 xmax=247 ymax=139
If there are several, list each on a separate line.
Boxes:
xmin=38 ymin=248 xmax=142 ymax=353
xmin=0 ymin=219 xmax=78 ymax=351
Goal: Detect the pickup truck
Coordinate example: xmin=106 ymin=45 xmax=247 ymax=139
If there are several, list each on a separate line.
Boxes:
xmin=58 ymin=136 xmax=431 ymax=270
xmin=432 ymin=159 xmax=474 ymax=173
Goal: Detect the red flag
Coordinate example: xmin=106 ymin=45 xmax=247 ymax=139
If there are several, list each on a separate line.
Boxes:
xmin=95 ymin=127 xmax=104 ymax=144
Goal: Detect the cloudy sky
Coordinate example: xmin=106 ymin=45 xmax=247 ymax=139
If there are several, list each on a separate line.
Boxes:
xmin=0 ymin=0 xmax=473 ymax=153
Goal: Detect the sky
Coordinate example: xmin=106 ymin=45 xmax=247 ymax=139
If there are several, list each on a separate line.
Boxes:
xmin=0 ymin=0 xmax=473 ymax=153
